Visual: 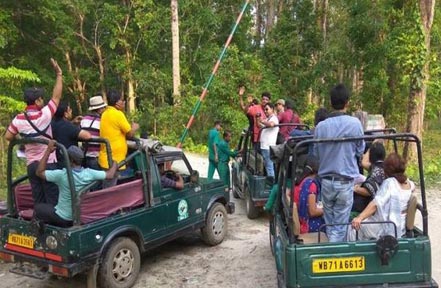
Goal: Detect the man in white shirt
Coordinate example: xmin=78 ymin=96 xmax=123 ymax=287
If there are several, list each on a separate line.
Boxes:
xmin=257 ymin=103 xmax=279 ymax=183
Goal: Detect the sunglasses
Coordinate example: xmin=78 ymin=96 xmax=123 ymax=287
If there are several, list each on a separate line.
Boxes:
xmin=264 ymin=108 xmax=270 ymax=111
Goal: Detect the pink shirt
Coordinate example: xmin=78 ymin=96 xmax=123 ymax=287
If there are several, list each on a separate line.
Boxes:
xmin=7 ymin=100 xmax=57 ymax=165
xmin=247 ymin=105 xmax=265 ymax=142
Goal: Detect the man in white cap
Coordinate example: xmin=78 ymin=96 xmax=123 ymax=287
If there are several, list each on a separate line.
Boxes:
xmin=80 ymin=94 xmax=108 ymax=170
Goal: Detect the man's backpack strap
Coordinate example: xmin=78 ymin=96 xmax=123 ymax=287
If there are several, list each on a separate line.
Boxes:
xmin=22 ymin=111 xmax=52 ymax=139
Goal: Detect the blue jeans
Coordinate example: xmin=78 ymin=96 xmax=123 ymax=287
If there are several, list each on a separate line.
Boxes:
xmin=321 ymin=178 xmax=354 ymax=242
xmin=261 ymin=149 xmax=274 ymax=178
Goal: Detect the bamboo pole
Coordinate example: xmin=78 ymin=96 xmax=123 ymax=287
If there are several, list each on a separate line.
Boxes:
xmin=177 ymin=0 xmax=250 ymax=148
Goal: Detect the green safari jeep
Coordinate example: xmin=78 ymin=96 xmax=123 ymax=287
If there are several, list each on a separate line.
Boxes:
xmin=0 ymin=137 xmax=234 ymax=288
xmin=270 ymin=133 xmax=438 ymax=287
xmin=232 ymin=124 xmax=306 ymax=219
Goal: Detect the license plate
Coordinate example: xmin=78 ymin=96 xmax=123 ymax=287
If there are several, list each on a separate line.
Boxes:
xmin=312 ymin=256 xmax=365 ymax=273
xmin=8 ymin=233 xmax=35 ymax=249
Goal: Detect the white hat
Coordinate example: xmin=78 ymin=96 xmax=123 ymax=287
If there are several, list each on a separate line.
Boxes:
xmin=88 ymin=95 xmax=107 ymax=111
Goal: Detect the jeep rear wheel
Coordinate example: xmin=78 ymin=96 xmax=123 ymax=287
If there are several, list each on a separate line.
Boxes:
xmin=231 ymin=173 xmax=240 ymax=199
xmin=201 ymin=203 xmax=228 ymax=246
xmin=245 ymin=186 xmax=259 ymax=219
xmin=98 ymin=237 xmax=140 ymax=288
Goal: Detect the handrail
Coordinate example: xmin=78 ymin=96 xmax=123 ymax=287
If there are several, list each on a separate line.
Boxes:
xmin=281 ymin=133 xmax=427 ymax=244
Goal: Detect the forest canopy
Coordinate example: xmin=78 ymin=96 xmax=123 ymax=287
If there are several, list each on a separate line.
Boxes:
xmin=0 ymin=0 xmax=440 ymax=150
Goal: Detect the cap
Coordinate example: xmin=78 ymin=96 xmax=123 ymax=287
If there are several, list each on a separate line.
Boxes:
xmin=88 ymin=95 xmax=107 ymax=111
xmin=24 ymin=87 xmax=45 ymax=104
xmin=67 ymin=146 xmax=84 ymax=164
xmin=276 ymin=99 xmax=285 ymax=106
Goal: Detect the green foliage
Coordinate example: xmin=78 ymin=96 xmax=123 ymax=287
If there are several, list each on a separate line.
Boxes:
xmin=404 ymin=127 xmax=441 ymax=187
xmin=0 ymin=0 xmax=441 ymax=155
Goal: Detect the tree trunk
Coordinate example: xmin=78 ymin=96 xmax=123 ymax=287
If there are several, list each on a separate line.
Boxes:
xmin=255 ymin=0 xmax=263 ymax=47
xmin=171 ymin=0 xmax=181 ymax=105
xmin=127 ymin=77 xmax=136 ymax=112
xmin=266 ymin=0 xmax=276 ymax=36
xmin=75 ymin=13 xmax=106 ymax=100
xmin=64 ymin=51 xmax=85 ymax=114
xmin=125 ymin=50 xmax=136 ymax=113
xmin=403 ymin=0 xmax=435 ymax=161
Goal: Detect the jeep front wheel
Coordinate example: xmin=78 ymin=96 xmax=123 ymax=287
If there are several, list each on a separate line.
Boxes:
xmin=98 ymin=237 xmax=141 ymax=288
xmin=201 ymin=203 xmax=228 ymax=246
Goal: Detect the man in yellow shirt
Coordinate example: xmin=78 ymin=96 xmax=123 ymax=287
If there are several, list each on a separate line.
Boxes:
xmin=99 ymin=89 xmax=139 ymax=187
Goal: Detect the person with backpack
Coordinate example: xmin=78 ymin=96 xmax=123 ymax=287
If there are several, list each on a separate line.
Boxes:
xmin=80 ymin=95 xmax=108 ymax=170
xmin=4 ymin=58 xmax=63 ymax=205
xmin=292 ymin=155 xmax=324 ymax=233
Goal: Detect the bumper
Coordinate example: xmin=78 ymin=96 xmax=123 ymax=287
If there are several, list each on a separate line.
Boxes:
xmin=226 ymin=202 xmax=235 ymax=214
xmin=0 ymin=248 xmax=96 ymax=278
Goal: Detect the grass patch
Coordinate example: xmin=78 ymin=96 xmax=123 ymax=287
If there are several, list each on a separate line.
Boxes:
xmin=407 ymin=129 xmax=441 ymax=187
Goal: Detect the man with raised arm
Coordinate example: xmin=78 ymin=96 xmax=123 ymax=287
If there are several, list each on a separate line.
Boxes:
xmin=313 ymin=83 xmax=365 ymax=242
xmin=5 ymin=58 xmax=63 ymax=205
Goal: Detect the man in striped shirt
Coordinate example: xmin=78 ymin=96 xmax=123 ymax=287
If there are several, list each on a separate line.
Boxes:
xmin=80 ymin=95 xmax=107 ymax=170
xmin=5 ymin=58 xmax=63 ymax=205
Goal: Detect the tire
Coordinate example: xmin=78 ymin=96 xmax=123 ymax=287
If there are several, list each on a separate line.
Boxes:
xmin=277 ymin=272 xmax=286 ymax=288
xmin=98 ymin=237 xmax=141 ymax=288
xmin=231 ymin=172 xmax=240 ymax=199
xmin=269 ymin=218 xmax=275 ymax=256
xmin=201 ymin=203 xmax=228 ymax=246
xmin=245 ymin=186 xmax=260 ymax=219
xmin=232 ymin=187 xmax=240 ymax=199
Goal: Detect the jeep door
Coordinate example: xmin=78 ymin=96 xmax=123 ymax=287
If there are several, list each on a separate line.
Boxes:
xmin=156 ymin=155 xmax=204 ymax=234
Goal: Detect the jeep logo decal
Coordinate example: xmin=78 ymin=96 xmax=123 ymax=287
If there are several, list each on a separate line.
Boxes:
xmin=177 ymin=199 xmax=189 ymax=221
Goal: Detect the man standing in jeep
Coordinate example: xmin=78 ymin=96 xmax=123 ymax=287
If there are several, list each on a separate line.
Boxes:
xmin=4 ymin=58 xmax=63 ymax=205
xmin=313 ymin=83 xmax=365 ymax=242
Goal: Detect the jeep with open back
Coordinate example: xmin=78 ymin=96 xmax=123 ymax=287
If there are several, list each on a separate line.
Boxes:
xmin=0 ymin=137 xmax=234 ymax=288
xmin=232 ymin=124 xmax=307 ymax=219
xmin=270 ymin=133 xmax=438 ymax=287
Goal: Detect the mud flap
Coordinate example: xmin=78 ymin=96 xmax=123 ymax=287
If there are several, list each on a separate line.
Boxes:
xmin=226 ymin=202 xmax=235 ymax=214
xmin=86 ymin=263 xmax=99 ymax=288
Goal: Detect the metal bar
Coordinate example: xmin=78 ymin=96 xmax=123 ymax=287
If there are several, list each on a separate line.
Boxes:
xmin=177 ymin=0 xmax=250 ymax=148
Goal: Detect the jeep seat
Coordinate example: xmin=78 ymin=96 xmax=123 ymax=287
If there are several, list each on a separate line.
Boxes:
xmin=80 ymin=179 xmax=145 ymax=224
xmin=405 ymin=193 xmax=418 ymax=237
xmin=292 ymin=202 xmax=328 ymax=244
xmin=14 ymin=184 xmax=34 ymax=220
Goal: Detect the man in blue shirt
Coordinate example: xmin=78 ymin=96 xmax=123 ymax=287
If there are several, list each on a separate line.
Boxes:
xmin=313 ymin=84 xmax=365 ymax=242
xmin=35 ymin=140 xmax=117 ymax=227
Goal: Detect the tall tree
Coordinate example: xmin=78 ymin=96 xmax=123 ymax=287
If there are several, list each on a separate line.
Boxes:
xmin=404 ymin=0 xmax=436 ymax=160
xmin=171 ymin=0 xmax=181 ymax=105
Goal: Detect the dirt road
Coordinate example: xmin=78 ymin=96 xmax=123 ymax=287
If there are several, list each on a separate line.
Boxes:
xmin=0 ymin=196 xmax=275 ymax=287
xmin=0 ymin=153 xmax=439 ymax=287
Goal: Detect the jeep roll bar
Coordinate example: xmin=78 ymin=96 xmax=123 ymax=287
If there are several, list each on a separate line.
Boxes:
xmin=281 ymin=133 xmax=427 ymax=244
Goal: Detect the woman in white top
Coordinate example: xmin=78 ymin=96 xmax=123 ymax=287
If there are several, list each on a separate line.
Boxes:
xmin=349 ymin=153 xmax=414 ymax=241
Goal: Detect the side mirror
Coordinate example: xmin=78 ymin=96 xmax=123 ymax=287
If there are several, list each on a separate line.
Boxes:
xmin=190 ymin=170 xmax=199 ymax=183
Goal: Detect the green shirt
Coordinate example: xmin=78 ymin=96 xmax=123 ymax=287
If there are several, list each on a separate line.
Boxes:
xmin=46 ymin=168 xmax=106 ymax=221
xmin=216 ymin=139 xmax=238 ymax=163
xmin=208 ymin=128 xmax=220 ymax=159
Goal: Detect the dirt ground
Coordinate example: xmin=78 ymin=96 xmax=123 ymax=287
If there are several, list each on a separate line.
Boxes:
xmin=0 ymin=153 xmax=439 ymax=287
